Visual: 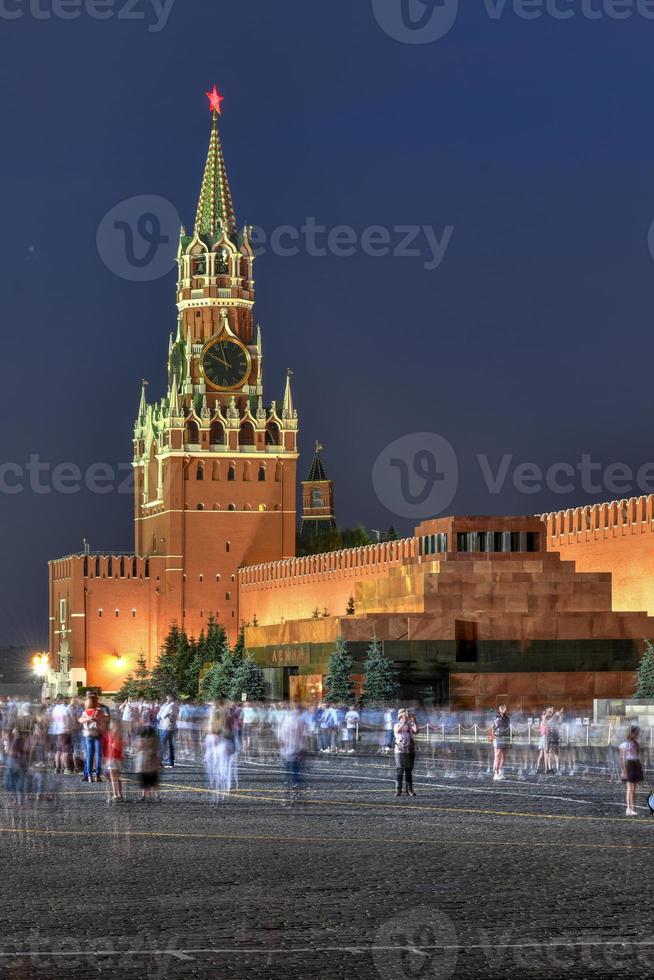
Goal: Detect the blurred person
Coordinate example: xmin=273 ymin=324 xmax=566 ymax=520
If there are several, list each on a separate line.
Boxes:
xmin=278 ymin=702 xmax=309 ymax=802
xmin=394 ymin=708 xmax=419 ymax=797
xmin=205 ymin=701 xmax=236 ymax=801
xmin=156 ymin=694 xmax=179 ymax=769
xmin=534 ymin=708 xmax=553 ymax=775
xmin=78 ymin=694 xmax=106 ymax=782
xmin=546 ymin=708 xmax=564 ymax=774
xmin=135 ymin=724 xmax=160 ymax=801
xmin=491 ymin=704 xmax=511 ymax=781
xmin=5 ymin=726 xmax=29 ymax=803
xmin=177 ymin=699 xmax=194 ymax=759
xmin=51 ymin=695 xmax=75 ymax=775
xmin=106 ymin=720 xmax=124 ymax=802
xmin=382 ymin=707 xmax=395 ymax=754
xmin=344 ymin=705 xmax=360 ymax=754
xmin=620 ymin=724 xmax=643 ymax=817
xmin=119 ymin=696 xmax=137 ymax=753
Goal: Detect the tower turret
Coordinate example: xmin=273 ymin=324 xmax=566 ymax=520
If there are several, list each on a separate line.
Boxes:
xmin=300 ymin=442 xmax=336 ymax=543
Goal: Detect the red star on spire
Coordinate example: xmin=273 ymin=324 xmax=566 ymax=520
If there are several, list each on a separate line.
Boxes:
xmin=206 ymin=85 xmax=225 ymax=115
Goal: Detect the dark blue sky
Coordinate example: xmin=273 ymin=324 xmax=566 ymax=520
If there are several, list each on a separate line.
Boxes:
xmin=2 ymin=0 xmax=654 ymax=647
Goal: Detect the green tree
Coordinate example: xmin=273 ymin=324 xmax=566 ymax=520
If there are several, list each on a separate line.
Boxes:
xmin=232 ymin=624 xmax=246 ymax=661
xmin=231 ymin=656 xmax=266 ymax=701
xmin=362 ymin=637 xmax=399 ymax=706
xmin=184 ymin=614 xmax=227 ymax=695
xmin=346 ymin=595 xmax=355 ymax=615
xmin=636 ymin=639 xmax=654 ymax=698
xmin=324 ymin=634 xmax=354 ymax=704
xmin=200 ymin=648 xmax=239 ymax=700
xmin=115 ymin=674 xmax=139 ymax=702
xmin=150 ymin=626 xmax=182 ymax=699
xmin=134 ymin=651 xmax=155 ymax=698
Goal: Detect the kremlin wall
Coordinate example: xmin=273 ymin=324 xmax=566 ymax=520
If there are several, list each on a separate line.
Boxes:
xmin=240 ymin=514 xmax=654 ymax=711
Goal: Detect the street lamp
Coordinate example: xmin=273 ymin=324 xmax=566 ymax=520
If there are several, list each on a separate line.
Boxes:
xmin=32 ymin=653 xmax=49 ymax=677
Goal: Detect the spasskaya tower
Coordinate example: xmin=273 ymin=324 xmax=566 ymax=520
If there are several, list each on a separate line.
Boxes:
xmin=48 ymin=88 xmax=299 ymax=692
xmin=132 ymin=86 xmax=299 ymax=638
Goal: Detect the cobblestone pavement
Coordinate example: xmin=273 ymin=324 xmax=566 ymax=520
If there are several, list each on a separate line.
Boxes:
xmin=1 ymin=755 xmax=653 ymax=980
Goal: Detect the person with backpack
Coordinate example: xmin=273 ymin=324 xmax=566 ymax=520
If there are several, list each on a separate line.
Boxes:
xmin=394 ymin=708 xmax=419 ymax=797
xmin=492 ymin=704 xmax=511 ymax=781
xmin=77 ymin=694 xmax=106 ymax=783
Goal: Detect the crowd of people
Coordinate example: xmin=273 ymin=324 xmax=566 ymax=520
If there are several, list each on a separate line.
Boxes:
xmin=0 ymin=695 xmax=650 ymax=814
xmin=490 ymin=703 xmax=647 ymax=816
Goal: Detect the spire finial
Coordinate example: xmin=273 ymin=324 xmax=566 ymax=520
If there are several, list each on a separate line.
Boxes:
xmin=195 ymin=85 xmax=236 ymax=240
xmin=282 ymin=369 xmax=295 ymax=420
xmin=206 ymin=84 xmax=225 ymax=117
xmin=315 ymin=441 xmax=323 ymax=455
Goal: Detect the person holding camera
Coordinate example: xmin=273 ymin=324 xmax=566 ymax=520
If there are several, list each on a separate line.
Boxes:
xmin=394 ymin=708 xmax=419 ymax=797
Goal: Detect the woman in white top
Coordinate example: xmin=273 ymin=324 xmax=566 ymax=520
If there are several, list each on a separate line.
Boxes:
xmin=620 ymin=725 xmax=644 ymax=816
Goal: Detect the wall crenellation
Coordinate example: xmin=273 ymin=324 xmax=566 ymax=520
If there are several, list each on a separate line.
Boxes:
xmin=540 ymin=495 xmax=654 ymax=537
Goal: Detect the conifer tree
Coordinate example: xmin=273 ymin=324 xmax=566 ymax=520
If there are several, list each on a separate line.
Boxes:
xmin=200 ymin=648 xmax=239 ymax=700
xmin=185 ymin=614 xmax=227 ymax=695
xmin=324 ymin=635 xmax=354 ymax=704
xmin=636 ymin=639 xmax=654 ymax=699
xmin=132 ymin=651 xmax=155 ymax=699
xmin=150 ymin=626 xmax=181 ymax=699
xmin=232 ymin=624 xmax=246 ymax=661
xmin=362 ymin=637 xmax=399 ymax=706
xmin=230 ymin=656 xmax=266 ymax=701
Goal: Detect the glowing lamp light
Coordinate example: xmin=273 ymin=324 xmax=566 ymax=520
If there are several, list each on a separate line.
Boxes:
xmin=113 ymin=654 xmax=125 ymax=669
xmin=32 ymin=653 xmax=49 ymax=677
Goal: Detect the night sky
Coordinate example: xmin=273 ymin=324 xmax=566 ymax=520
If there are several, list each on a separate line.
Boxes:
xmin=3 ymin=0 xmax=654 ymax=648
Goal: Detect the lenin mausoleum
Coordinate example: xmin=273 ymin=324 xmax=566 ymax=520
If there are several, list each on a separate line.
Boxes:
xmin=48 ymin=92 xmax=654 ymax=710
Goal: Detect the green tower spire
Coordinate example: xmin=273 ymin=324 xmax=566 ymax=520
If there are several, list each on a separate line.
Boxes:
xmin=194 ymin=99 xmax=236 ymax=243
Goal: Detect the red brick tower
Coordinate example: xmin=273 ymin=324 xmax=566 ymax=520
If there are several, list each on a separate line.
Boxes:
xmin=300 ymin=442 xmax=336 ymax=544
xmin=133 ymin=88 xmax=299 ymax=640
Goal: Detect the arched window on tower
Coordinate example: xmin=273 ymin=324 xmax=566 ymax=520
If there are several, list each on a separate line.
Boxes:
xmin=266 ymin=423 xmax=281 ymax=446
xmin=311 ymin=488 xmax=323 ymax=508
xmin=240 ymin=421 xmax=255 ymax=446
xmin=185 ymin=420 xmax=200 ymax=446
xmin=197 ymin=463 xmax=204 ymax=481
xmin=258 ymin=465 xmax=266 ymax=482
xmin=192 ymin=253 xmax=207 ymax=277
xmin=210 ymin=420 xmax=225 ymax=447
xmin=228 ymin=463 xmax=236 ymax=482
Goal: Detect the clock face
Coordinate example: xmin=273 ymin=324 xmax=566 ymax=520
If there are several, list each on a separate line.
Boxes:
xmin=201 ymin=337 xmax=251 ymax=391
